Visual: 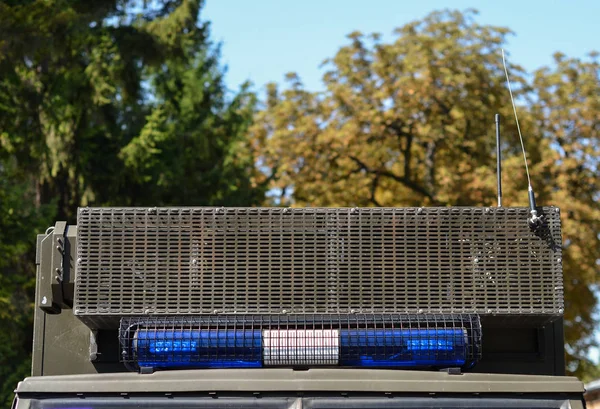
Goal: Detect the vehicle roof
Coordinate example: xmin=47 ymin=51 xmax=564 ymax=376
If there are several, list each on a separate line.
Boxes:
xmin=17 ymin=369 xmax=584 ymax=395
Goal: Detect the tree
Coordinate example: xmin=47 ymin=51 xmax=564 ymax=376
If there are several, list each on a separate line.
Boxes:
xmin=119 ymin=44 xmax=263 ymax=206
xmin=0 ymin=0 xmax=262 ymax=219
xmin=532 ymin=52 xmax=600 ymax=380
xmin=249 ymin=9 xmax=599 ymax=378
xmin=0 ymin=161 xmax=54 ymax=408
xmin=251 ymin=10 xmax=538 ymax=207
xmin=0 ymin=0 xmax=263 ymax=405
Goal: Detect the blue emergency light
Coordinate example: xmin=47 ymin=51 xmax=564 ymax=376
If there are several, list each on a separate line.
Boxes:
xmin=339 ymin=328 xmax=467 ymax=367
xmin=135 ymin=329 xmax=262 ymax=368
xmin=131 ymin=326 xmax=470 ymax=370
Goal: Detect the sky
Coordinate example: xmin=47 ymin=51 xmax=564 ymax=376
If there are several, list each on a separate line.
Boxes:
xmin=203 ymin=0 xmax=600 ymax=92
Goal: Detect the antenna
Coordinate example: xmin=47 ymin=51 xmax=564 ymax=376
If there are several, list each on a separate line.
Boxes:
xmin=501 ymin=49 xmax=544 ymax=229
xmin=495 ymin=114 xmax=502 ymax=207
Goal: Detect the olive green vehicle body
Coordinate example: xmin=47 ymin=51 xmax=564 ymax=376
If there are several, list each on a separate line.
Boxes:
xmin=15 ymin=369 xmax=585 ymax=409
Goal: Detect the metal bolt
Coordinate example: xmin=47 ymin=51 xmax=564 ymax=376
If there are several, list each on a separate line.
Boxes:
xmin=282 ymin=309 xmax=288 ymax=314
xmin=485 ymin=207 xmax=491 ymax=213
xmin=41 ymin=296 xmax=48 ymax=305
xmin=557 ymin=258 xmax=562 ymax=263
xmin=473 ymin=258 xmax=479 ymax=263
xmin=350 ymin=207 xmax=358 ymax=214
xmin=558 ymin=308 xmax=564 ymax=314
xmin=77 ymin=257 xmax=82 ymax=264
xmin=417 ymin=208 xmax=423 ymax=214
xmin=418 ymin=309 xmax=423 ymax=314
xmin=350 ymin=309 xmax=356 ymax=314
xmin=283 ymin=207 xmax=290 ymax=213
xmin=487 ymin=309 xmax=493 ymax=314
xmin=192 ymin=259 xmax=198 ymax=265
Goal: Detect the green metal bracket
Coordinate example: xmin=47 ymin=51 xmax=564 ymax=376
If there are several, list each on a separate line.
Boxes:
xmin=36 ymin=222 xmax=74 ymax=313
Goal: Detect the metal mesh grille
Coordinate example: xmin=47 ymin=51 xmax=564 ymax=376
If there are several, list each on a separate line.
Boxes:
xmin=75 ymin=207 xmax=563 ymax=328
xmin=119 ymin=314 xmax=482 ymax=371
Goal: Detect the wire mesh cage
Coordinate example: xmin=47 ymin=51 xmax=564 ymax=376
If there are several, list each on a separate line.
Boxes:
xmin=119 ymin=314 xmax=482 ymax=371
xmin=76 ymin=207 xmax=563 ymax=328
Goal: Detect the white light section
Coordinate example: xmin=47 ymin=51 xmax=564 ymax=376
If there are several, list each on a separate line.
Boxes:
xmin=263 ymin=329 xmax=339 ymax=366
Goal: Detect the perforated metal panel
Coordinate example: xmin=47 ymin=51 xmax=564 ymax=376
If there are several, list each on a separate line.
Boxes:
xmin=74 ymin=207 xmax=563 ymax=328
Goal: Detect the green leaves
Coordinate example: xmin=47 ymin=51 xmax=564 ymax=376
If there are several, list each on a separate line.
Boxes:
xmin=0 ymin=160 xmax=55 ymax=408
xmin=120 ymin=106 xmax=172 ymax=177
xmin=118 ymin=46 xmax=261 ymax=206
xmin=0 ymin=0 xmax=264 ymax=404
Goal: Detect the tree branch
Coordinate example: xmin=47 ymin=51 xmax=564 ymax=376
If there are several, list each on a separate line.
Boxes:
xmin=424 ymin=140 xmax=437 ymax=194
xmin=403 ymin=133 xmax=413 ymax=180
xmin=370 ymin=173 xmax=382 ymax=207
xmin=432 ymin=95 xmax=452 ymax=116
xmin=386 ymin=119 xmax=414 ymax=181
xmin=348 ymin=155 xmax=441 ymax=205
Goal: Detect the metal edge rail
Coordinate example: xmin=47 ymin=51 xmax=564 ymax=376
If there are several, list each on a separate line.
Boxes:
xmin=17 ymin=369 xmax=584 ymax=394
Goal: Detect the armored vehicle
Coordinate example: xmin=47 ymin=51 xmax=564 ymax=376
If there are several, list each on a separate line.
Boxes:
xmin=13 ymin=206 xmax=585 ymax=409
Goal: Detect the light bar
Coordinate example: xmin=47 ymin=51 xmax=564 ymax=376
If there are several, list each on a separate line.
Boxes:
xmin=134 ymin=329 xmax=262 ymax=368
xmin=130 ymin=326 xmax=471 ymax=370
xmin=340 ymin=328 xmax=467 ymax=367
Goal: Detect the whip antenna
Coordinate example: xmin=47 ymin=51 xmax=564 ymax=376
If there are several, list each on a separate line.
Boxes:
xmin=501 ymin=49 xmax=543 ymax=229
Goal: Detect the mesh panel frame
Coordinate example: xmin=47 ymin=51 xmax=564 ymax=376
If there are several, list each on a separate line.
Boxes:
xmin=75 ymin=207 xmax=563 ymax=328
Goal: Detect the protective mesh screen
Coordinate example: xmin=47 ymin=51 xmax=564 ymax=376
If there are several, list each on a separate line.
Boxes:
xmin=119 ymin=314 xmax=482 ymax=371
xmin=75 ymin=207 xmax=563 ymax=328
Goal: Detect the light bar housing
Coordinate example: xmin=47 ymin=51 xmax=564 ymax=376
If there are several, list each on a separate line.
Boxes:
xmin=120 ymin=314 xmax=481 ymax=371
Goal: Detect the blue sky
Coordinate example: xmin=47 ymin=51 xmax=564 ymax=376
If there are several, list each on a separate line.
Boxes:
xmin=203 ymin=0 xmax=600 ymax=92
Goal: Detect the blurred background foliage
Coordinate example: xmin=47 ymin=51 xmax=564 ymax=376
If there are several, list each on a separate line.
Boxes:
xmin=0 ymin=1 xmax=598 ymax=406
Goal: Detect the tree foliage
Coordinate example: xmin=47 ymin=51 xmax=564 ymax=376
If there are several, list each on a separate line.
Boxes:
xmin=0 ymin=0 xmax=262 ymax=406
xmin=0 ymin=162 xmax=54 ymax=408
xmin=250 ymin=10 xmax=599 ymax=378
xmin=531 ymin=52 xmax=600 ymax=379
